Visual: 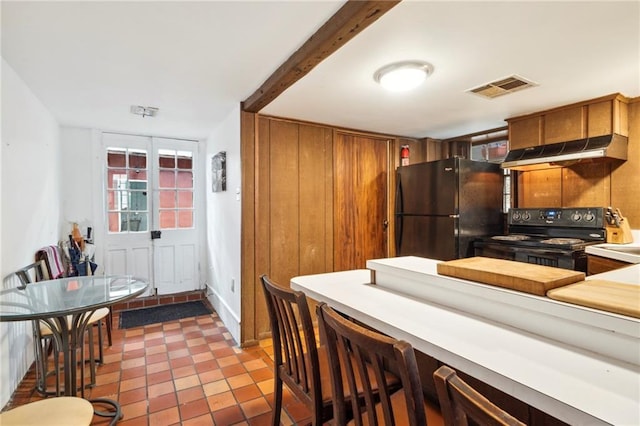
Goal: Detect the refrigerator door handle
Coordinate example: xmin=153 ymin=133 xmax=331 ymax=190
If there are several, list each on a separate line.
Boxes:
xmin=395 ymin=172 xmax=403 ymax=215
xmin=395 ymin=214 xmax=403 ymax=253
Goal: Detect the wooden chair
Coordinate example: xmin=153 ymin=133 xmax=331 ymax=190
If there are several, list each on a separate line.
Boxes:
xmin=16 ymin=261 xmax=109 ymax=396
xmin=433 ymin=365 xmax=525 ymax=426
xmin=0 ymin=397 xmax=94 ymax=426
xmin=36 ymin=245 xmax=113 ymax=346
xmin=260 ymin=275 xmax=400 ymax=426
xmin=260 ymin=274 xmax=335 ymax=425
xmin=316 ymin=302 xmax=443 ymax=426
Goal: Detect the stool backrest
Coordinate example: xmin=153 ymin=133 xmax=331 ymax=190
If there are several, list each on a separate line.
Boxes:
xmin=434 ymin=365 xmax=526 ymax=426
xmin=317 ymin=302 xmax=426 ymax=426
xmin=259 ymin=275 xmax=322 ymax=414
xmin=16 ymin=261 xmax=48 ymax=288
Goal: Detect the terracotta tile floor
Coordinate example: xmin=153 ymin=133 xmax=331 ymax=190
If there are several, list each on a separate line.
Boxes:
xmin=3 ymin=305 xmax=312 ymax=425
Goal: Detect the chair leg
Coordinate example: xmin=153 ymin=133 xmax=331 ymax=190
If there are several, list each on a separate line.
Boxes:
xmin=106 ymin=309 xmax=113 ymax=346
xmin=33 ymin=335 xmax=48 ymax=394
xmin=88 ymin=327 xmax=97 ymax=388
xmin=272 ymin=376 xmax=283 ymax=426
xmin=79 ymin=336 xmax=86 ymax=398
xmin=53 ymin=342 xmax=61 ymax=396
xmin=96 ymin=321 xmax=104 ymax=364
xmin=32 ymin=325 xmax=60 ymax=396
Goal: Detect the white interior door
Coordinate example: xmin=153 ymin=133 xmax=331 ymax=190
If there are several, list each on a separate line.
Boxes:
xmin=101 ymin=133 xmax=200 ymax=296
xmin=151 ymin=137 xmax=199 ymax=295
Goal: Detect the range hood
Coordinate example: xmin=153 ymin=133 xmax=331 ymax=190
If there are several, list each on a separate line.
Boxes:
xmin=501 ymin=134 xmax=628 ymax=171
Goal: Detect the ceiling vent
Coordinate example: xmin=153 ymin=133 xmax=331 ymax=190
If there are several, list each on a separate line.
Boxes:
xmin=467 ymin=75 xmax=537 ymax=99
xmin=130 ymin=105 xmax=159 ymax=117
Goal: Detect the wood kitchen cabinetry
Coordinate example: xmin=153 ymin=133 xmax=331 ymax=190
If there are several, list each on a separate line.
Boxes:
xmin=509 ymin=115 xmax=543 ymax=150
xmin=507 ymin=93 xmax=629 ymax=150
xmin=513 ymin=95 xmax=639 ymax=227
xmin=587 ymin=254 xmax=631 ymax=275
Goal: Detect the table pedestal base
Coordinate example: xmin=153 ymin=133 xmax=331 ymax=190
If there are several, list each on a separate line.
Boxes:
xmin=91 ymin=398 xmax=123 ymax=426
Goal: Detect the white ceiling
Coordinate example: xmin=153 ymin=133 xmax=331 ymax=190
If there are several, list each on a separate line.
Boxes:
xmin=2 ymin=1 xmax=639 ymax=141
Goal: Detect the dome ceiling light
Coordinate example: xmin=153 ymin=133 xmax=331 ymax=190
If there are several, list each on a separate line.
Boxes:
xmin=374 ymin=61 xmax=433 ymax=92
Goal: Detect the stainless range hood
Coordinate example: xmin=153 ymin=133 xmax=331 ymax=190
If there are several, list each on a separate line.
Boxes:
xmin=501 ymin=134 xmax=628 ymax=171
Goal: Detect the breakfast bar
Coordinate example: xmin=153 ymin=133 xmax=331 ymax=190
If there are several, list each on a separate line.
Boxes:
xmin=291 ymin=256 xmax=640 ymax=426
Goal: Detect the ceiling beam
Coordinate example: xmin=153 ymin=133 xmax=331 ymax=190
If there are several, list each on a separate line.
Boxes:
xmin=242 ymin=0 xmax=400 ymax=113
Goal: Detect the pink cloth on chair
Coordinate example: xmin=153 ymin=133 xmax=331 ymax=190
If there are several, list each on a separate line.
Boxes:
xmin=40 ymin=245 xmax=65 ymax=279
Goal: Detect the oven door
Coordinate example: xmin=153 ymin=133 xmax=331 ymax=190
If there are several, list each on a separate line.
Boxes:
xmin=474 ymin=240 xmax=516 ymax=261
xmin=474 ymin=240 xmax=585 ymax=272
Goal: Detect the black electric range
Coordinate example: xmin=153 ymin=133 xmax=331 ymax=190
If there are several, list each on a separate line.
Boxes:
xmin=474 ymin=207 xmax=606 ymax=272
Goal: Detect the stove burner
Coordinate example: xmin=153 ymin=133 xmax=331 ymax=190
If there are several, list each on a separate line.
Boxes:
xmin=540 ymin=238 xmax=584 ymax=245
xmin=492 ymin=235 xmax=531 ymax=241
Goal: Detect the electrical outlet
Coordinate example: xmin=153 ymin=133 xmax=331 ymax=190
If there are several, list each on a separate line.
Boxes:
xmin=231 ymin=278 xmax=235 ymax=292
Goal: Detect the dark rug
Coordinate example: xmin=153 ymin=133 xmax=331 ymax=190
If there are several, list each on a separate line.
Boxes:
xmin=119 ymin=300 xmax=213 ymax=329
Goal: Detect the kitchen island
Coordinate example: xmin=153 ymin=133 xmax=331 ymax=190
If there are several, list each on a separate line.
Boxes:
xmin=291 ymin=257 xmax=640 ymax=426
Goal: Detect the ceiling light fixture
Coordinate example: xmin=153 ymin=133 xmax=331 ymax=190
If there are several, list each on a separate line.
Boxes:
xmin=374 ymin=61 xmax=433 ymax=92
xmin=130 ymin=105 xmax=159 ymax=118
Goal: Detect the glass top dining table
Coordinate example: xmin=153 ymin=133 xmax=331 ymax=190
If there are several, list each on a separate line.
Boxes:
xmin=0 ymin=275 xmax=147 ymax=321
xmin=0 ymin=275 xmax=147 ymax=422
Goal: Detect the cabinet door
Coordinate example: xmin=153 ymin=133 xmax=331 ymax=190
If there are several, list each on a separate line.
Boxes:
xmin=544 ymin=106 xmax=585 ymax=144
xmin=588 ymin=100 xmax=614 ymax=137
xmin=509 ymin=116 xmax=542 ymax=150
xmin=587 ymin=254 xmax=630 ymax=275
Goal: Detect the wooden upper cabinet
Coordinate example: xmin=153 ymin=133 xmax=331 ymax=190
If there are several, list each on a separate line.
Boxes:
xmin=507 ymin=93 xmax=630 ymax=150
xmin=508 ymin=115 xmax=542 ymax=150
xmin=544 ymin=105 xmax=585 ymax=144
xmin=588 ymin=98 xmax=629 ymax=137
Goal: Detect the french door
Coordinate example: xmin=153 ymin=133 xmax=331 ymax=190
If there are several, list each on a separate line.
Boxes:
xmin=101 ymin=133 xmax=200 ymax=295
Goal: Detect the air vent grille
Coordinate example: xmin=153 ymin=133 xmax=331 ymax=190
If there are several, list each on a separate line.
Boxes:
xmin=468 ymin=75 xmax=537 ymax=99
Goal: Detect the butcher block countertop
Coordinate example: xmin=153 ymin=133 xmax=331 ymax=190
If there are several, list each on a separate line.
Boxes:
xmin=436 ymin=257 xmax=584 ymax=295
xmin=548 ymin=279 xmax=640 ymax=318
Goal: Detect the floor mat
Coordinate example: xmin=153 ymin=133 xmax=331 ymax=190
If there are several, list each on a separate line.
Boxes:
xmin=119 ymin=300 xmax=213 ymax=329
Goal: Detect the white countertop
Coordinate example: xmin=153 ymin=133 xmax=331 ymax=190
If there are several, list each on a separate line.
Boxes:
xmin=586 ymin=229 xmax=640 ymax=263
xmin=291 ymin=258 xmax=640 ymax=426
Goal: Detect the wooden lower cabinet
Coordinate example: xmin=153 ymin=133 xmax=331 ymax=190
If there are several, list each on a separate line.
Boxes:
xmin=587 ymin=254 xmax=631 ymax=275
xmin=415 ymin=351 xmax=568 ymax=425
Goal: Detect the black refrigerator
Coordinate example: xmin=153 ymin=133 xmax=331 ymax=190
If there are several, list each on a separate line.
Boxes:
xmin=395 ymin=157 xmax=504 ymax=260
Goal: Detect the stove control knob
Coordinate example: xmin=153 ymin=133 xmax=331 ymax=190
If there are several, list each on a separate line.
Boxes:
xmin=512 ymin=212 xmax=521 ymax=221
xmin=522 ymin=212 xmax=531 ymax=221
xmin=584 ymin=212 xmax=595 ymax=222
xmin=571 ymin=212 xmax=582 ymax=222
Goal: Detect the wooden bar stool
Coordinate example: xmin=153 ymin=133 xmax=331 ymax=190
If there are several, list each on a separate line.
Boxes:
xmin=316 ymin=302 xmax=443 ymax=426
xmin=0 ymin=397 xmax=93 ymax=426
xmin=434 ymin=365 xmax=525 ymax=426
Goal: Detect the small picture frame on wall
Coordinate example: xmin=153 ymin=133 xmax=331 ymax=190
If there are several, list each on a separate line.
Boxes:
xmin=212 ymin=151 xmax=226 ymax=192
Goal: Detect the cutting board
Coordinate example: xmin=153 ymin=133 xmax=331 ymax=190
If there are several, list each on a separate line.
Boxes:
xmin=547 ymin=280 xmax=640 ymax=318
xmin=436 ymin=257 xmax=585 ymax=296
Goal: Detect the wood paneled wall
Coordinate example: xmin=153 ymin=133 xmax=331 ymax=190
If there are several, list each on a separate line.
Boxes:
xmin=517 ymin=97 xmax=639 ymax=227
xmin=240 ymin=114 xmax=423 ymax=345
xmin=249 ymin=117 xmax=334 ymax=343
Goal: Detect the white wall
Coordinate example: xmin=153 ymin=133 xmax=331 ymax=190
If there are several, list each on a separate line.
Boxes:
xmin=0 ymin=58 xmax=62 ymax=407
xmin=0 ymin=60 xmax=240 ymax=406
xmin=205 ymin=105 xmax=242 ymax=343
xmin=59 ymin=127 xmax=102 ymax=262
